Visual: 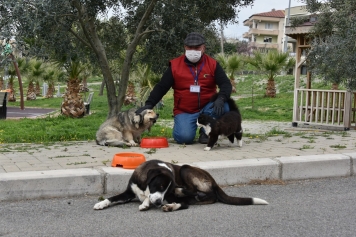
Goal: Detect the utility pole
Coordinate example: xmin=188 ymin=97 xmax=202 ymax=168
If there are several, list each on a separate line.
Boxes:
xmin=283 ymin=0 xmax=292 ymax=53
xmin=220 ymin=21 xmax=224 ymax=54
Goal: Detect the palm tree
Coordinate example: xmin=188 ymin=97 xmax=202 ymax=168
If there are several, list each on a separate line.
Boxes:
xmin=60 ymin=60 xmax=85 ymax=118
xmin=79 ymin=63 xmax=91 ymax=93
xmin=215 ymin=54 xmax=244 ymax=93
xmin=43 ymin=68 xmax=56 ymax=98
xmin=246 ymin=50 xmax=295 ymax=98
xmin=27 ymin=59 xmax=45 ymax=100
xmin=6 ymin=64 xmax=17 ymax=101
xmin=0 ymin=76 xmax=4 ymax=90
xmin=226 ymin=54 xmax=245 ymax=93
xmin=215 ymin=53 xmax=228 ymax=70
xmin=133 ymin=64 xmax=160 ymax=106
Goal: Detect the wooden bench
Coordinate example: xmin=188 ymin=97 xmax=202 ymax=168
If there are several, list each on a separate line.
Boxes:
xmin=84 ymin=92 xmax=94 ymax=115
xmin=0 ymin=92 xmax=7 ymax=119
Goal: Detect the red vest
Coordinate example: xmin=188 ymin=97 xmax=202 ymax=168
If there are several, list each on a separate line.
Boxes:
xmin=170 ymin=54 xmax=217 ymax=115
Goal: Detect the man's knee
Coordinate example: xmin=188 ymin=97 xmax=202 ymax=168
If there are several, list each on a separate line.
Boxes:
xmin=173 ymin=130 xmax=195 ymax=144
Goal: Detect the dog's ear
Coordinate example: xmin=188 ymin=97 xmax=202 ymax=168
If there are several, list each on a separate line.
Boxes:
xmin=132 ymin=114 xmax=143 ymax=128
xmin=147 ymin=168 xmax=175 ymax=185
xmin=146 ymin=169 xmax=163 ymax=184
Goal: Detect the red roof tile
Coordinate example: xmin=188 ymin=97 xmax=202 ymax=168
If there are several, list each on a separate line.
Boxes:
xmin=252 ymin=9 xmax=285 ymax=18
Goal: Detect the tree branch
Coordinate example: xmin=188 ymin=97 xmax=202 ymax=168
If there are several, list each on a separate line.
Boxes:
xmin=131 ymin=0 xmax=158 ymax=45
xmin=70 ymin=0 xmax=98 ymax=54
xmin=69 ymin=28 xmax=91 ymax=48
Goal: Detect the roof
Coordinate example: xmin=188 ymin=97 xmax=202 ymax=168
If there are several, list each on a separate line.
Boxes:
xmin=253 ymin=9 xmax=285 ymax=18
xmin=244 ymin=9 xmax=285 ymax=22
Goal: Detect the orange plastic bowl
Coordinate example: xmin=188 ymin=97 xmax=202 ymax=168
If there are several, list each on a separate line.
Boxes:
xmin=111 ymin=152 xmax=146 ymax=169
xmin=140 ymin=137 xmax=169 ymax=148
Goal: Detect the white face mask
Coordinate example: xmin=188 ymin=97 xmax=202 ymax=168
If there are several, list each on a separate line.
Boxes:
xmin=185 ymin=50 xmax=202 ymax=63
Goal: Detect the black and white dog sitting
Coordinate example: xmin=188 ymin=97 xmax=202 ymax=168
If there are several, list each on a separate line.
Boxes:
xmin=93 ymin=160 xmax=268 ymax=212
xmin=197 ymin=95 xmax=243 ymax=151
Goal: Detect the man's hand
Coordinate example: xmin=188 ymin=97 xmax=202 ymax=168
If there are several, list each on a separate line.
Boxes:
xmin=210 ymin=97 xmax=224 ymax=117
xmin=135 ymin=105 xmax=153 ymax=115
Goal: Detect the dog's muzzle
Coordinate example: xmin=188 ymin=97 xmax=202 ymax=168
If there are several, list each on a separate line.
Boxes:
xmin=151 ymin=114 xmax=159 ymax=124
xmin=152 ymin=199 xmax=163 ymax=207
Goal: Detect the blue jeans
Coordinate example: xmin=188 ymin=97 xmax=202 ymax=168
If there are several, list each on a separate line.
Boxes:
xmin=173 ymin=102 xmax=230 ymax=144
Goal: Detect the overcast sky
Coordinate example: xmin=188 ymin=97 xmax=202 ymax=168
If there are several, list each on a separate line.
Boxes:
xmin=224 ymin=0 xmax=306 ymax=39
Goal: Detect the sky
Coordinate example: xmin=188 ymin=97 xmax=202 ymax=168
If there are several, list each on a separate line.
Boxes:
xmin=224 ymin=0 xmax=306 ymax=39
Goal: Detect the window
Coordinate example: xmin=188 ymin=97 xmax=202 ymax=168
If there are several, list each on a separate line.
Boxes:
xmin=310 ymin=17 xmax=317 ymax=22
xmin=265 ymin=23 xmax=273 ymax=29
xmin=263 ymin=37 xmax=272 ymax=43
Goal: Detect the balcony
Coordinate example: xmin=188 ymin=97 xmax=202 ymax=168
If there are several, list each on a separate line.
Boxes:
xmin=249 ymin=42 xmax=279 ymax=49
xmin=242 ymin=32 xmax=250 ymax=39
xmin=248 ymin=29 xmax=279 ymax=36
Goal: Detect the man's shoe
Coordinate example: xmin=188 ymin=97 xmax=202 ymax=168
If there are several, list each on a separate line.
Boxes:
xmin=198 ymin=128 xmax=209 ymax=144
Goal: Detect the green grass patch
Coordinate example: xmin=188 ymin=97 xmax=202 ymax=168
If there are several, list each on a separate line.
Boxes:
xmin=0 ymin=73 xmax=336 ymax=144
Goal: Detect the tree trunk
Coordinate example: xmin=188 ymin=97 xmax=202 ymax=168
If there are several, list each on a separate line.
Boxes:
xmin=124 ymin=82 xmax=136 ymax=105
xmin=265 ymin=79 xmax=276 ymax=98
xmin=230 ymin=78 xmax=236 ymax=93
xmin=72 ymin=0 xmax=158 ymax=118
xmin=79 ymin=77 xmax=89 ymax=93
xmin=331 ymin=83 xmax=338 ymax=90
xmin=0 ymin=77 xmax=4 ymax=90
xmin=26 ymin=81 xmax=37 ymax=100
xmin=9 ymin=54 xmax=24 ymax=109
xmin=80 ymin=17 xmax=118 ymax=118
xmin=61 ymin=78 xmax=85 ymax=118
xmin=99 ymin=78 xmax=105 ymax=96
xmin=46 ymin=82 xmax=54 ymax=98
xmin=7 ymin=80 xmax=16 ymax=102
xmin=117 ymin=0 xmax=158 ymax=115
xmin=35 ymin=81 xmax=41 ymax=96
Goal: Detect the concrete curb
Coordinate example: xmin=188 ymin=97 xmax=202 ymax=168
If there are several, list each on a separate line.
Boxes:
xmin=0 ymin=153 xmax=355 ymax=201
xmin=191 ymin=158 xmax=279 ymax=185
xmin=0 ymin=169 xmax=103 ymax=201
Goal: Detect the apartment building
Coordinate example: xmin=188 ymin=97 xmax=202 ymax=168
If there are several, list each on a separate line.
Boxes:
xmin=243 ymin=9 xmax=285 ymax=53
xmin=284 ymin=5 xmax=311 ymax=53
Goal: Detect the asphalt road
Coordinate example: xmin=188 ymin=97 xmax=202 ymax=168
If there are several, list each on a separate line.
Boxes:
xmin=1 ymin=176 xmax=355 ymax=237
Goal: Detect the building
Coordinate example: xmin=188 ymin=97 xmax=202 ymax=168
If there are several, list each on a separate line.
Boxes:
xmin=283 ymin=5 xmax=310 ymax=53
xmin=242 ymin=9 xmax=285 ymax=53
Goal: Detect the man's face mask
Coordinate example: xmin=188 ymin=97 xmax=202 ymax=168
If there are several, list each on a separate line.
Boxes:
xmin=185 ymin=50 xmax=202 ymax=63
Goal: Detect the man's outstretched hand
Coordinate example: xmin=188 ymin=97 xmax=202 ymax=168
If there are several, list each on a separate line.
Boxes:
xmin=210 ymin=97 xmax=224 ymax=117
xmin=135 ymin=105 xmax=153 ymax=114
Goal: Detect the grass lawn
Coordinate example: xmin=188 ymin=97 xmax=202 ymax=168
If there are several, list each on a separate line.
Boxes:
xmin=0 ymin=74 xmax=333 ymax=144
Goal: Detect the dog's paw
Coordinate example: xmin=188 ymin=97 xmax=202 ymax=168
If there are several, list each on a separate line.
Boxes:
xmin=162 ymin=203 xmax=181 ymax=212
xmin=139 ymin=203 xmax=150 ymax=211
xmin=204 ymin=147 xmax=211 ymax=151
xmin=237 ymin=140 xmax=243 ymax=147
xmin=127 ymin=140 xmax=138 ymax=147
xmin=93 ymin=199 xmax=111 ymax=210
xmin=174 ymin=188 xmax=186 ymax=197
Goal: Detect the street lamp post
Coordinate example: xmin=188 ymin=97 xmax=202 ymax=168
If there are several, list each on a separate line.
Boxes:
xmin=1 ymin=40 xmax=25 ymax=110
xmin=283 ymin=0 xmax=292 ymax=53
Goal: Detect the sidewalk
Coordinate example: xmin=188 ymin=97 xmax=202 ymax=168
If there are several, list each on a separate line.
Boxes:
xmin=1 ymin=121 xmax=355 ymax=201
xmin=6 ymin=106 xmax=56 ymax=119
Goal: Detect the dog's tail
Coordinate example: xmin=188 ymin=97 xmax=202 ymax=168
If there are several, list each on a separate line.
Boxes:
xmin=215 ymin=186 xmax=268 ymax=205
xmin=226 ymin=98 xmax=239 ymax=112
xmin=210 ymin=93 xmax=239 ymax=113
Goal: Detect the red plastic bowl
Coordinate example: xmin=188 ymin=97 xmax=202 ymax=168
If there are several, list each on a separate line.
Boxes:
xmin=111 ymin=152 xmax=146 ymax=169
xmin=140 ymin=137 xmax=169 ymax=148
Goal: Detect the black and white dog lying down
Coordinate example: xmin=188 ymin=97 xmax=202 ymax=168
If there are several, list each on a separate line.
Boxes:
xmin=197 ymin=95 xmax=243 ymax=151
xmin=93 ymin=160 xmax=268 ymax=212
